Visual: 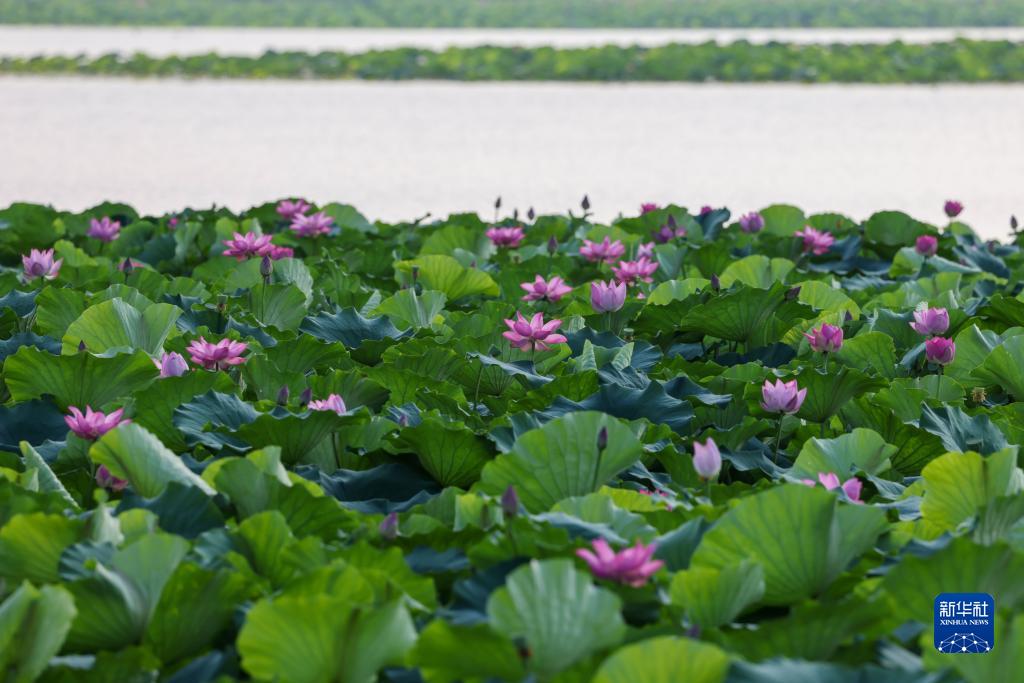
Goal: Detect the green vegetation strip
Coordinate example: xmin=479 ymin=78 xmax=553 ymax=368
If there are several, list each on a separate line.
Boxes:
xmin=2 ymin=0 xmax=1024 ymax=28
xmin=3 ymin=40 xmax=1024 ymax=82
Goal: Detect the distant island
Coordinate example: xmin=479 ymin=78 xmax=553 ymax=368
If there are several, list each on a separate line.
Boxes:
xmin=1 ymin=0 xmax=1023 ymax=28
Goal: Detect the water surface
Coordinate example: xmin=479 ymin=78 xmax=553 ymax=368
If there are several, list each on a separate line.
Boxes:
xmin=1 ymin=77 xmax=1021 ymax=237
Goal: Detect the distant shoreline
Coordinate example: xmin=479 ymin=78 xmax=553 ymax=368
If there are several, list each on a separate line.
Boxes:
xmin=3 ymin=40 xmax=1022 ymax=83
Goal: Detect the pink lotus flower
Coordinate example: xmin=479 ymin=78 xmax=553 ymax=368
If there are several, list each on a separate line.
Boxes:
xmin=95 ymin=465 xmax=127 ymax=492
xmin=692 ymin=437 xmax=722 ymax=480
xmin=277 ymin=199 xmax=310 ymax=220
xmin=222 ymin=232 xmax=273 ymax=260
xmin=486 ymin=226 xmax=525 ymax=248
xmin=640 ymin=203 xmax=660 ymax=214
xmin=65 ymin=406 xmax=130 ymax=440
xmin=590 ymin=280 xmax=627 ymax=313
xmin=699 ymin=205 xmax=713 ymax=216
xmin=155 ymin=351 xmax=188 ymax=378
xmin=761 ymin=379 xmax=807 ymax=414
xmin=910 ymin=307 xmax=950 ymax=336
xmin=168 ymin=216 xmax=179 ymax=229
xmin=915 ymin=235 xmax=938 ymax=257
xmin=269 ymin=244 xmax=294 ymax=260
xmin=186 ymin=337 xmax=248 ymax=371
xmin=944 ymin=200 xmax=963 ymax=218
xmin=925 ymin=337 xmax=956 ymax=365
xmin=795 ymin=226 xmax=835 ymax=255
xmin=580 ymin=237 xmax=625 ymax=264
xmin=521 ymin=275 xmax=573 ymax=303
xmin=22 ymin=248 xmax=62 ymax=281
xmin=637 ymin=241 xmax=655 ymax=259
xmin=290 ymin=211 xmax=334 ymax=238
xmin=802 ymin=472 xmax=863 ymax=503
xmin=739 ymin=212 xmax=765 ymax=234
xmin=88 ymin=217 xmax=121 ymax=242
xmin=576 ymin=538 xmax=664 ymax=587
xmin=502 ymin=312 xmax=568 ymax=352
xmin=309 ymin=393 xmax=347 ymax=415
xmin=804 ymin=323 xmax=843 ymax=353
xmin=612 ymin=257 xmax=658 ymax=286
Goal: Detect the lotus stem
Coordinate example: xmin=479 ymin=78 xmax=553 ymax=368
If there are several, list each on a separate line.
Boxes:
xmin=774 ymin=416 xmax=785 ymax=465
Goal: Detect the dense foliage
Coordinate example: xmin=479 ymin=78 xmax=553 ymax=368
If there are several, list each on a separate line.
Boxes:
xmin=0 ymin=197 xmax=1022 ymax=682
xmin=2 ymin=0 xmax=1024 ymax=28
xmin=4 ymin=39 xmax=1023 ymax=82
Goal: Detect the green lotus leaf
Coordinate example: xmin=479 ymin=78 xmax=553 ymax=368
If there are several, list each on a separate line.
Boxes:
xmin=920 ymin=449 xmax=1022 ymax=534
xmin=973 ymin=334 xmax=1024 ymax=400
xmin=794 ymin=366 xmax=886 ymax=423
xmin=680 ymin=282 xmax=813 ymax=345
xmin=394 ymin=255 xmax=499 ymax=300
xmin=62 ymin=297 xmax=181 ymax=355
xmin=760 ymin=204 xmax=806 ymax=236
xmin=0 ymin=582 xmax=77 ymax=683
xmin=19 ymin=441 xmax=77 ymax=508
xmin=89 ymin=423 xmax=215 ymax=497
xmin=691 ymin=484 xmax=886 ymax=604
xmin=373 ymin=288 xmax=447 ymax=329
xmin=791 ymin=428 xmax=897 ymax=479
xmin=719 ymin=255 xmax=794 ymax=289
xmin=0 ymin=513 xmax=82 ymax=584
xmin=239 ymin=595 xmax=416 ymax=683
xmin=391 ymin=414 xmax=493 ymax=488
xmin=593 ymin=636 xmax=729 ymax=683
xmin=670 ymin=560 xmax=765 ymax=628
xmin=487 ymin=559 xmax=625 ymax=678
xmin=835 ymin=331 xmax=896 ymax=378
xmin=4 ymin=345 xmax=158 ymax=409
xmin=477 ymin=412 xmax=643 ymax=512
xmin=412 ymin=620 xmax=525 ymax=683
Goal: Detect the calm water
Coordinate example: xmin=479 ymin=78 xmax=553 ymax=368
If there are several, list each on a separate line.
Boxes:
xmin=2 ymin=77 xmax=1022 ymax=237
xmin=1 ymin=26 xmax=1024 ymax=57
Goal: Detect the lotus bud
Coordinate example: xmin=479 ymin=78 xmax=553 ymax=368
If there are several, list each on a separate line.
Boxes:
xmin=78 ymin=340 xmax=87 ymax=353
xmin=785 ymin=285 xmax=802 ymax=300
xmin=597 ymin=426 xmax=608 ymax=452
xmin=547 ymin=235 xmax=558 ymax=255
xmin=495 ymin=196 xmax=502 ymax=210
xmin=844 ymin=310 xmax=853 ymax=323
xmin=1012 ymin=215 xmax=1019 ymax=232
xmin=121 ymin=257 xmax=134 ymax=275
xmin=298 ymin=387 xmax=312 ymax=407
xmin=527 ymin=207 xmax=535 ymax=221
xmin=379 ymin=512 xmax=399 ymax=540
xmin=501 ymin=485 xmax=520 ymax=518
xmin=398 ymin=414 xmax=409 ymax=427
xmin=260 ymin=255 xmax=273 ymax=281
xmin=710 ymin=273 xmax=720 ymax=292
xmin=513 ymin=208 xmax=519 ymax=221
xmin=276 ymin=385 xmax=290 ymax=406
xmin=216 ymin=294 xmax=227 ymax=313
xmin=411 ymin=266 xmax=419 ymax=283
xmin=581 ymin=195 xmax=590 ymax=211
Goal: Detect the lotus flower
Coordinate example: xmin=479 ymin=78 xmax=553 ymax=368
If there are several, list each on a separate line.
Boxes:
xmin=579 ymin=237 xmax=625 ymax=264
xmin=612 ymin=257 xmax=658 ymax=286
xmin=309 ymin=393 xmax=347 ymax=415
xmin=699 ymin=205 xmax=713 ymax=216
xmin=794 ymin=226 xmax=835 ymax=255
xmin=168 ymin=216 xmax=179 ymax=229
xmin=186 ymin=337 xmax=248 ymax=371
xmin=925 ymin=337 xmax=956 ymax=365
xmin=576 ymin=538 xmax=664 ymax=587
xmin=803 ymin=472 xmax=863 ymax=503
xmin=910 ymin=307 xmax=950 ymax=336
xmin=502 ymin=312 xmax=567 ymax=352
xmin=65 ymin=406 xmax=130 ymax=440
xmin=155 ymin=351 xmax=188 ymax=378
xmin=915 ymin=235 xmax=938 ymax=257
xmin=944 ymin=200 xmax=963 ymax=218
xmin=222 ymin=232 xmax=273 ymax=260
xmin=22 ymin=248 xmax=62 ymax=281
xmin=520 ymin=275 xmax=573 ymax=303
xmin=637 ymin=241 xmax=655 ymax=259
xmin=269 ymin=244 xmax=294 ymax=260
xmin=739 ymin=212 xmax=765 ymax=234
xmin=692 ymin=437 xmax=722 ymax=480
xmin=640 ymin=203 xmax=659 ymax=214
xmin=95 ymin=465 xmax=127 ymax=492
xmin=88 ymin=216 xmax=121 ymax=242
xmin=277 ymin=199 xmax=310 ymax=220
xmin=804 ymin=323 xmax=843 ymax=353
xmin=761 ymin=379 xmax=807 ymax=414
xmin=590 ymin=280 xmax=626 ymax=313
xmin=486 ymin=226 xmax=525 ymax=248
xmin=290 ymin=211 xmax=334 ymax=238
xmin=651 ymin=224 xmax=676 ymax=244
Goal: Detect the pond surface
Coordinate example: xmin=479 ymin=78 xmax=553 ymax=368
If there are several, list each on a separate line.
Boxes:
xmin=2 ymin=77 xmax=1021 ymax=237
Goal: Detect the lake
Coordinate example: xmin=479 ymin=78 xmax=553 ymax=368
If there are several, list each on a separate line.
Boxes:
xmin=1 ymin=26 xmax=1023 ymax=57
xmin=2 ymin=76 xmax=1021 ymax=238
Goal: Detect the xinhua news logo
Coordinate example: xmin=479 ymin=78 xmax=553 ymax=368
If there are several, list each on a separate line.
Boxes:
xmin=934 ymin=593 xmax=994 ymax=654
